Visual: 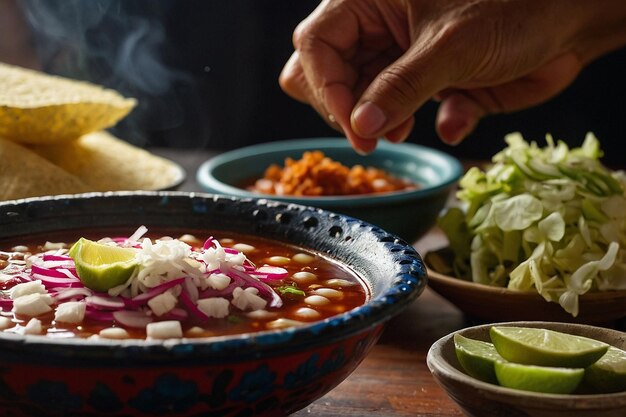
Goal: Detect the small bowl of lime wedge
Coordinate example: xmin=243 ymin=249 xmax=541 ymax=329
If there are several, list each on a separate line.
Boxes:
xmin=427 ymin=321 xmax=626 ymax=417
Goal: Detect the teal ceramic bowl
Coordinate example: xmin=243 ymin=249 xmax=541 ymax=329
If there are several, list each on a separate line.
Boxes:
xmin=197 ymin=138 xmax=463 ymax=243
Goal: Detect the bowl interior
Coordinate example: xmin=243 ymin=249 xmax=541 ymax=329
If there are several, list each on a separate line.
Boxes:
xmin=0 ymin=191 xmax=427 ymax=361
xmin=197 ymin=137 xmax=463 ymax=206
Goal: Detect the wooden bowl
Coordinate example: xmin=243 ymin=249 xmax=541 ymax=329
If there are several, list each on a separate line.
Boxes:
xmin=424 ymin=248 xmax=626 ymax=326
xmin=427 ymin=321 xmax=626 ymax=417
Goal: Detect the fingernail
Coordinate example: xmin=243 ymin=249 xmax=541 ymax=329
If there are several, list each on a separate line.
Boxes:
xmin=353 ymin=102 xmax=386 ymax=137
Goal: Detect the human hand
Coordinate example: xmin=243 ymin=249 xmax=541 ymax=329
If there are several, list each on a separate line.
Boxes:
xmin=279 ymin=0 xmax=626 ymax=153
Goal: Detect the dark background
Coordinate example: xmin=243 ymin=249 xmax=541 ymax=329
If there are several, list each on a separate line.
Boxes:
xmin=21 ymin=0 xmax=626 ymax=166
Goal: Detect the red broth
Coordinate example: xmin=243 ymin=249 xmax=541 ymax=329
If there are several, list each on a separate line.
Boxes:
xmin=0 ymin=228 xmax=368 ymax=340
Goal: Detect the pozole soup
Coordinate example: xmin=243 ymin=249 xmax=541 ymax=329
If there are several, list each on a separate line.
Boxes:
xmin=0 ymin=227 xmax=368 ymax=340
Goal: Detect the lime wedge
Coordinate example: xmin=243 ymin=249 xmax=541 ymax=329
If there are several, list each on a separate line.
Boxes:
xmin=68 ymin=237 xmax=138 ymax=292
xmin=494 ymin=361 xmax=584 ymax=394
xmin=583 ymin=346 xmax=626 ymax=393
xmin=490 ymin=326 xmax=609 ymax=368
xmin=454 ymin=333 xmax=503 ymax=384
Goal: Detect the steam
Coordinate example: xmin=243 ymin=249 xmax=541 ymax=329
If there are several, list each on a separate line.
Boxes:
xmin=114 ymin=18 xmax=173 ymax=96
xmin=18 ymin=0 xmax=199 ymax=147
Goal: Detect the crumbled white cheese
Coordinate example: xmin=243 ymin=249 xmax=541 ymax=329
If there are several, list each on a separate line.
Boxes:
xmin=204 ymin=273 xmax=231 ymax=291
xmin=54 ymin=301 xmax=86 ymax=324
xmin=10 ymin=281 xmax=47 ymax=299
xmin=12 ymin=293 xmax=53 ymax=316
xmin=231 ymin=287 xmax=267 ymax=311
xmin=147 ymin=291 xmax=178 ymax=316
xmin=135 ymin=238 xmax=200 ymax=288
xmin=225 ymin=251 xmax=246 ymax=266
xmin=146 ymin=320 xmax=183 ymax=339
xmin=43 ymin=242 xmax=66 ymax=251
xmin=197 ymin=297 xmax=230 ymax=318
xmin=200 ymin=245 xmax=227 ymax=271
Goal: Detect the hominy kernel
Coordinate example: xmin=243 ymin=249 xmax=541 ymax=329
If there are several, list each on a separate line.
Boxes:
xmin=266 ymin=318 xmax=305 ymax=329
xmin=292 ymin=253 xmax=315 ymax=264
xmin=267 ymin=256 xmax=290 ymax=265
xmin=324 ymin=278 xmax=357 ymax=288
xmin=178 ymin=234 xmax=200 ymax=244
xmin=219 ymin=238 xmax=235 ymax=245
xmin=247 ymin=309 xmax=279 ymax=320
xmin=304 ymin=295 xmax=330 ymax=306
xmin=232 ymin=243 xmax=256 ymax=254
xmin=99 ymin=327 xmax=130 ymax=339
xmin=294 ymin=307 xmax=321 ymax=320
xmin=185 ymin=326 xmax=206 ymax=337
xmin=291 ymin=271 xmax=318 ymax=284
xmin=313 ymin=288 xmax=343 ymax=299
xmin=0 ymin=317 xmax=12 ymax=330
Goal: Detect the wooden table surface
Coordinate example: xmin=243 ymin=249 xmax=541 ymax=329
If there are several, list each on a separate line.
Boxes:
xmin=152 ymin=147 xmax=472 ymax=417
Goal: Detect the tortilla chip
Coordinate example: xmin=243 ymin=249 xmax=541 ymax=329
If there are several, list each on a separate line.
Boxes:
xmin=29 ymin=131 xmax=184 ymax=191
xmin=0 ymin=137 xmax=90 ymax=201
xmin=0 ymin=62 xmax=137 ymax=144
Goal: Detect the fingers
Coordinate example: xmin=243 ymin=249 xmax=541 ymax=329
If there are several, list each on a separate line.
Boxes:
xmin=385 ymin=116 xmax=415 ymax=143
xmin=281 ymin=0 xmax=588 ymax=154
xmin=325 ymin=82 xmax=378 ymax=154
xmin=283 ymin=1 xmax=382 ymax=153
xmin=436 ymin=93 xmax=484 ymax=145
xmin=350 ymin=34 xmax=456 ymax=140
xmin=480 ymin=53 xmax=583 ymax=112
xmin=435 ymin=53 xmax=583 ymax=144
xmin=278 ymin=52 xmax=309 ymax=104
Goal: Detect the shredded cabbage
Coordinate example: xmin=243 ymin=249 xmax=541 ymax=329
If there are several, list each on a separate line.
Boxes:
xmin=438 ymin=132 xmax=626 ymax=316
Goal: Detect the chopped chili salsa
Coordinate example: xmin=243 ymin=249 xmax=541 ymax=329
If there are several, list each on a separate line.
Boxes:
xmin=0 ymin=227 xmax=368 ymax=340
xmin=247 ymin=150 xmax=418 ymax=196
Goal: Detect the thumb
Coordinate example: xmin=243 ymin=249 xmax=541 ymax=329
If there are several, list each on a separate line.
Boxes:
xmin=351 ymin=46 xmax=453 ymax=139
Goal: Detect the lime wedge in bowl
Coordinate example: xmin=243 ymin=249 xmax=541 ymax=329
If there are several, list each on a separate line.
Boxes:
xmin=494 ymin=361 xmax=585 ymax=394
xmin=490 ymin=326 xmax=609 ymax=368
xmin=583 ymin=346 xmax=626 ymax=393
xmin=68 ymin=237 xmax=138 ymax=292
xmin=454 ymin=333 xmax=503 ymax=384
